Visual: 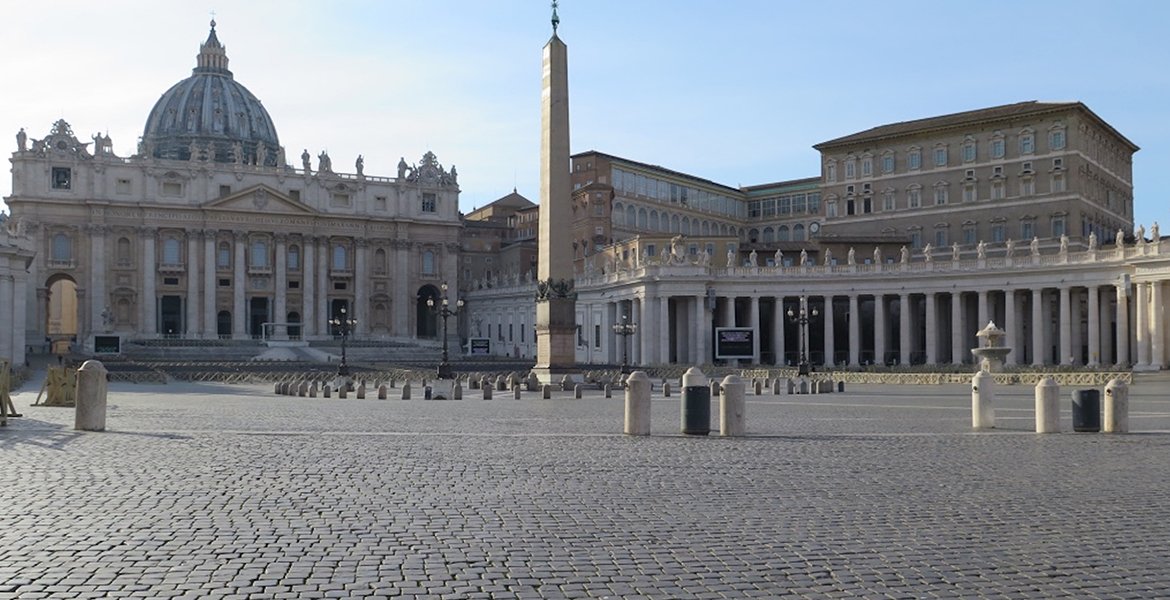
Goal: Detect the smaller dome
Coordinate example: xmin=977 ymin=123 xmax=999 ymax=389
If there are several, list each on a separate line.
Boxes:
xmin=141 ymin=21 xmax=282 ymax=166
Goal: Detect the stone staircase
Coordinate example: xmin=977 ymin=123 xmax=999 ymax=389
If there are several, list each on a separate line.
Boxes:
xmin=120 ymin=337 xmax=445 ymax=366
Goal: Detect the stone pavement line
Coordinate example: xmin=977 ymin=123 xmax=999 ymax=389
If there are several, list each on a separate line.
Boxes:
xmin=4 ymin=381 xmax=1170 ymax=598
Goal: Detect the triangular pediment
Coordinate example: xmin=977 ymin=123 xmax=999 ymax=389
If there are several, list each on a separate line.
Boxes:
xmin=204 ymin=184 xmax=317 ymax=214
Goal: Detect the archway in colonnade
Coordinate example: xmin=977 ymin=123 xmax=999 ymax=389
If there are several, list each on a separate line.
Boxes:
xmin=416 ymin=285 xmax=440 ymax=339
xmin=45 ymin=274 xmax=78 ymax=355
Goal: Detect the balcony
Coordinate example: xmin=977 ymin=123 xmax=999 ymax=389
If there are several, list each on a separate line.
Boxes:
xmin=47 ymin=259 xmax=76 ymax=270
xmin=158 ymin=263 xmax=186 ymax=274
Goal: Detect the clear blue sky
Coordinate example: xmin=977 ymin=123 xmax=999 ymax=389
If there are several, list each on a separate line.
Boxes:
xmin=3 ymin=1 xmax=1168 ymax=229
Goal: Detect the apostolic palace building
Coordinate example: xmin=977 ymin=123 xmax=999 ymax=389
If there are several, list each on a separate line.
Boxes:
xmin=3 ymin=21 xmax=1170 ymax=374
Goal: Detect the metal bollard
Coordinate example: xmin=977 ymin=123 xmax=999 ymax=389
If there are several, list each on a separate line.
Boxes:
xmin=513 ymin=385 xmax=521 ymax=400
xmin=378 ymin=385 xmax=387 ymax=400
xmin=1072 ymin=389 xmax=1101 ymax=432
xmin=483 ymin=385 xmax=492 ymax=400
xmin=574 ymin=384 xmax=582 ymax=399
xmin=1104 ymin=378 xmax=1129 ymax=433
xmin=452 ymin=381 xmax=462 ymax=400
xmin=1034 ymin=377 xmax=1060 ymax=433
xmin=542 ymin=384 xmax=551 ymax=400
xmin=624 ymin=371 xmax=651 ymax=436
xmin=401 ymin=383 xmax=411 ymax=400
xmin=681 ymin=367 xmax=710 ymax=436
xmin=971 ymin=371 xmax=995 ymax=429
xmin=719 ymin=374 xmax=746 ymax=437
xmin=74 ymin=360 xmax=109 ymax=432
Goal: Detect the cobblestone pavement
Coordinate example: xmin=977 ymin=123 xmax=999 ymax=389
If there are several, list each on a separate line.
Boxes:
xmin=3 ymin=377 xmax=1170 ymax=599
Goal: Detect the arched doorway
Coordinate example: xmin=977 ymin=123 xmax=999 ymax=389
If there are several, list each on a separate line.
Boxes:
xmin=287 ymin=311 xmax=301 ymax=339
xmin=416 ymin=285 xmax=440 ymax=339
xmin=46 ymin=275 xmax=78 ymax=355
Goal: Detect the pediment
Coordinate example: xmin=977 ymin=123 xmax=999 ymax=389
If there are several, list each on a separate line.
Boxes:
xmin=204 ymin=184 xmax=316 ymax=214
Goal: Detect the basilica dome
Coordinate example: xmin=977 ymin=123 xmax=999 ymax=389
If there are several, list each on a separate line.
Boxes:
xmin=142 ymin=21 xmax=282 ymax=166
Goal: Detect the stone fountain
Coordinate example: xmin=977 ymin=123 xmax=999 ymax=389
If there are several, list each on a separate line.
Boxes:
xmin=971 ymin=321 xmax=1011 ymax=372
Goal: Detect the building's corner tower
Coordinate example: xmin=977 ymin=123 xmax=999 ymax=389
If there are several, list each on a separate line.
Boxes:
xmin=533 ymin=2 xmax=579 ymax=383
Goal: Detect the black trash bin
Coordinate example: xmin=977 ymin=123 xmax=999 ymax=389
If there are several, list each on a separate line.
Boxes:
xmin=1072 ymin=389 xmax=1101 ymax=432
xmin=682 ymin=383 xmax=711 ymax=436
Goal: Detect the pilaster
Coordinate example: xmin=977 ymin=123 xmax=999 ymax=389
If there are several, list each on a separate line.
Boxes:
xmin=1116 ymin=283 xmax=1130 ymax=367
xmin=848 ymin=294 xmax=860 ymax=367
xmin=873 ymin=294 xmax=886 ymax=366
xmin=232 ymin=231 xmax=247 ymax=339
xmin=1087 ymin=285 xmax=1100 ymax=366
xmin=1032 ymin=288 xmax=1044 ymax=366
xmin=924 ymin=292 xmax=937 ymax=365
xmin=898 ymin=293 xmax=910 ymax=366
xmin=141 ymin=227 xmax=157 ymax=337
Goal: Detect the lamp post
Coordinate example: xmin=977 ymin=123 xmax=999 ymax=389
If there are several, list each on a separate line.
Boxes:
xmin=329 ymin=306 xmax=357 ymax=377
xmin=612 ymin=313 xmax=638 ymax=374
xmin=787 ymin=296 xmax=818 ymax=376
xmin=427 ymin=282 xmax=463 ymax=380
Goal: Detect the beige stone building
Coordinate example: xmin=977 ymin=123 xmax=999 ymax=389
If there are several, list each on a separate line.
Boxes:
xmin=4 ymin=22 xmax=462 ymax=355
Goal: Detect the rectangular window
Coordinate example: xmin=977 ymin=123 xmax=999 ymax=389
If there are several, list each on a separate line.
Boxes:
xmin=1053 ymin=157 xmax=1063 ymax=169
xmin=934 ymin=187 xmax=947 ymax=205
xmin=288 ymin=190 xmax=300 ymax=202
xmin=991 ymin=139 xmax=1005 ymax=158
xmin=1020 ymin=178 xmax=1035 ymax=196
xmin=826 ymin=163 xmax=837 ymax=182
xmin=963 ymin=144 xmax=976 ymax=162
xmin=963 ymin=185 xmax=976 ymax=203
xmin=991 ymin=224 xmax=1005 ymax=243
xmin=935 ymin=230 xmax=948 ymax=247
xmin=375 ymin=196 xmax=387 ymax=210
xmin=219 ymin=185 xmax=232 ymax=197
xmin=1049 ymin=130 xmax=1066 ymax=150
xmin=218 ymin=278 xmax=231 ymax=287
xmin=991 ymin=181 xmax=1005 ymax=200
xmin=421 ymin=192 xmax=437 ymax=212
xmin=645 ymin=244 xmax=656 ymax=256
xmin=882 ymin=155 xmax=894 ymax=173
xmin=908 ymin=189 xmax=921 ymax=208
xmin=163 ymin=277 xmax=179 ymax=286
xmin=162 ymin=181 xmax=183 ymax=196
xmin=910 ymin=231 xmax=922 ymax=249
xmin=289 ymin=280 xmax=300 ymax=289
xmin=845 ymin=160 xmax=856 ymax=179
xmin=594 ymin=324 xmax=601 ymax=349
xmin=51 ymin=167 xmax=72 ymax=190
xmin=1021 ymin=222 xmax=1035 ymax=239
xmin=1052 ymin=218 xmax=1066 ymax=237
xmin=1051 ymin=174 xmax=1066 ymax=193
xmin=883 ymin=194 xmax=895 ymax=211
xmin=1020 ymin=135 xmax=1035 ymax=155
xmin=934 ymin=147 xmax=947 ymax=166
xmin=861 ymin=158 xmax=872 ymax=177
xmin=116 ymin=178 xmax=132 ymax=194
xmin=964 ymin=227 xmax=977 ymax=245
xmin=908 ymin=151 xmax=922 ymax=170
xmin=334 ymin=281 xmax=347 ymax=291
xmin=331 ymin=193 xmax=351 ymax=207
xmin=826 ymin=201 xmax=838 ymax=218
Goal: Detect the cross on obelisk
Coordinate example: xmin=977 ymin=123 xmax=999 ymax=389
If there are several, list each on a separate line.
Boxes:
xmin=533 ymin=4 xmax=578 ymax=384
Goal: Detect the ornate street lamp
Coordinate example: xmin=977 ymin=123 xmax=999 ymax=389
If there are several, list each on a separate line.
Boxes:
xmin=612 ymin=313 xmax=638 ymax=374
xmin=787 ymin=296 xmax=818 ymax=376
xmin=329 ymin=306 xmax=357 ymax=377
xmin=427 ymin=282 xmax=463 ymax=380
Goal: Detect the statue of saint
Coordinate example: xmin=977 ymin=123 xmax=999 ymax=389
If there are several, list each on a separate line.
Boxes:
xmin=276 ymin=146 xmax=286 ymax=167
xmin=747 ymin=249 xmax=758 ymax=267
xmin=1031 ymin=236 xmax=1041 ymax=256
xmin=726 ymin=247 xmax=736 ymax=267
xmin=355 ymin=154 xmax=364 ymax=176
xmin=1005 ymin=238 xmax=1015 ymax=257
xmin=16 ymin=127 xmax=27 ymax=151
xmin=900 ymin=245 xmax=910 ymax=264
xmin=1059 ymin=234 xmax=1069 ymax=254
xmin=952 ymin=242 xmax=961 ymax=262
xmin=450 ymin=164 xmax=458 ymax=184
xmin=977 ymin=240 xmax=987 ymax=260
xmin=301 ymin=149 xmax=312 ymax=173
xmin=1136 ymin=224 xmax=1146 ymax=241
xmin=824 ymin=248 xmax=833 ymax=266
xmin=696 ymin=249 xmax=710 ymax=266
xmin=398 ymin=157 xmax=409 ymax=179
xmin=1116 ymin=229 xmax=1125 ymax=247
xmin=874 ymin=247 xmax=883 ymax=264
xmin=1088 ymin=231 xmax=1098 ymax=250
xmin=923 ymin=243 xmax=934 ymax=262
xmin=233 ymin=141 xmax=244 ymax=165
xmin=800 ymin=248 xmax=808 ymax=266
xmin=188 ymin=140 xmax=200 ymax=162
xmin=318 ymin=151 xmax=332 ymax=173
xmin=256 ymin=143 xmax=268 ymax=167
xmin=1152 ymin=222 xmax=1160 ymax=240
xmin=847 ymin=247 xmax=856 ymax=265
xmin=773 ymin=249 xmax=783 ymax=265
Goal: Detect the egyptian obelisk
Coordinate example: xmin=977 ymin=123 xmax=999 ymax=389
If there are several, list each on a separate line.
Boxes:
xmin=533 ymin=1 xmax=578 ymax=384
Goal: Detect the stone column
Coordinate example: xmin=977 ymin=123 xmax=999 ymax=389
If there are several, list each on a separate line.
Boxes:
xmin=1135 ymin=281 xmax=1150 ymax=368
xmin=1031 ymin=288 xmax=1044 ymax=366
xmin=848 ymin=294 xmax=860 ymax=367
xmin=722 ymin=295 xmax=737 ymax=366
xmin=274 ymin=234 xmax=288 ymax=340
xmin=1070 ymin=288 xmax=1084 ymax=364
xmin=1100 ymin=287 xmax=1114 ymax=365
xmin=694 ymin=295 xmax=708 ymax=365
xmin=141 ymin=228 xmax=157 ymax=337
xmin=203 ymin=230 xmax=217 ymax=338
xmin=977 ymin=290 xmax=989 ymax=331
xmin=749 ymin=295 xmax=760 ymax=364
xmin=899 ymin=293 xmax=911 ymax=366
xmin=603 ymin=301 xmax=615 ymax=364
xmin=354 ymin=239 xmax=369 ymax=338
xmin=1116 ymin=283 xmax=1130 ymax=367
xmin=12 ymin=273 xmax=27 ymax=366
xmin=392 ymin=240 xmax=409 ymax=337
xmin=925 ymin=292 xmax=937 ymax=365
xmin=1152 ymin=282 xmax=1165 ymax=368
xmin=951 ymin=292 xmax=964 ymax=365
xmin=233 ymin=231 xmax=247 ymax=339
xmin=823 ymin=296 xmax=835 ymax=367
xmin=632 ymin=297 xmax=643 ymax=366
xmin=88 ymin=225 xmax=106 ymax=339
xmin=0 ymin=275 xmax=13 ymax=361
xmin=657 ymin=296 xmax=670 ymax=365
xmin=772 ymin=296 xmax=785 ymax=366
xmin=1059 ymin=286 xmax=1072 ymax=365
xmin=1087 ymin=285 xmax=1100 ymax=366
xmin=1004 ymin=290 xmax=1018 ymax=366
xmin=185 ymin=230 xmax=200 ymax=337
xmin=317 ymin=237 xmax=329 ymax=337
xmin=302 ymin=236 xmax=316 ymax=338
xmin=873 ymin=294 xmax=886 ymax=366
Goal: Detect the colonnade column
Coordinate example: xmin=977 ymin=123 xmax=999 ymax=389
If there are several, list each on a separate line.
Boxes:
xmin=898 ymin=293 xmax=910 ymax=366
xmin=12 ymin=274 xmax=27 ymax=366
xmin=274 ymin=235 xmax=287 ymax=340
xmin=952 ymin=292 xmax=964 ymax=365
xmin=694 ymin=295 xmax=708 ymax=365
xmin=1099 ymin=287 xmax=1113 ymax=365
xmin=354 ymin=240 xmax=369 ymax=338
xmin=1152 ymin=282 xmax=1165 ymax=368
xmin=848 ymin=294 xmax=859 ymax=367
xmin=924 ymin=292 xmax=937 ymax=365
xmin=1031 ymin=288 xmax=1044 ymax=366
xmin=302 ymin=237 xmax=316 ymax=338
xmin=317 ymin=237 xmax=329 ymax=337
xmin=142 ymin=228 xmax=157 ymax=337
xmin=392 ymin=240 xmax=409 ymax=337
xmin=185 ymin=230 xmax=200 ymax=337
xmin=977 ymin=290 xmax=989 ymax=330
xmin=232 ymin=232 xmax=246 ymax=339
xmin=722 ymin=296 xmax=736 ymax=367
xmin=1059 ymin=287 xmax=1072 ymax=365
xmin=203 ymin=230 xmax=217 ymax=338
xmin=1135 ymin=282 xmax=1150 ymax=368
xmin=1004 ymin=290 xmax=1018 ymax=366
xmin=1116 ymin=283 xmax=1130 ymax=366
xmin=823 ymin=296 xmax=835 ymax=367
xmin=873 ymin=294 xmax=886 ymax=366
xmin=0 ymin=275 xmax=13 ymax=361
xmin=1070 ymin=289 xmax=1084 ymax=364
xmin=1087 ymin=285 xmax=1100 ymax=366
xmin=772 ymin=296 xmax=784 ymax=366
xmin=89 ymin=226 xmax=107 ymax=338
xmin=632 ymin=297 xmax=643 ymax=366
xmin=749 ymin=296 xmax=760 ymax=364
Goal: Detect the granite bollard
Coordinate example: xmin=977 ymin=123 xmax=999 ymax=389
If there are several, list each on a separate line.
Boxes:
xmin=377 ymin=385 xmax=387 ymax=400
xmin=1104 ymin=378 xmax=1129 ymax=433
xmin=452 ymin=381 xmax=462 ymax=400
xmin=323 ymin=385 xmax=332 ymax=398
xmin=542 ymin=384 xmax=551 ymax=400
xmin=574 ymin=384 xmax=583 ymax=399
xmin=401 ymin=383 xmax=411 ymax=400
xmin=483 ymin=385 xmax=492 ymax=400
xmin=719 ymin=374 xmax=746 ymax=437
xmin=74 ymin=360 xmax=108 ymax=432
xmin=1034 ymin=377 xmax=1060 ymax=433
xmin=512 ymin=386 xmax=521 ymax=400
xmin=624 ymin=371 xmax=651 ymax=436
xmin=971 ymin=371 xmax=995 ymax=430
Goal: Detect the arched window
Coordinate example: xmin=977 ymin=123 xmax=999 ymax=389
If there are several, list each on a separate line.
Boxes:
xmin=748 ymin=228 xmax=760 ymax=243
xmin=762 ymin=227 xmax=775 ymax=243
xmin=649 ymin=210 xmax=659 ymax=232
xmin=778 ymin=225 xmax=791 ymax=241
xmin=162 ymin=238 xmax=181 ymax=265
xmin=793 ymin=224 xmax=806 ymax=241
xmin=702 ymin=221 xmax=710 ymax=236
xmin=51 ymin=233 xmax=71 ymax=261
xmin=637 ymin=208 xmax=648 ymax=229
xmin=251 ymin=240 xmax=269 ymax=268
xmin=374 ymin=248 xmax=387 ymax=274
xmin=116 ymin=237 xmax=132 ymax=265
xmin=422 ymin=250 xmax=435 ymax=275
xmin=287 ymin=244 xmax=300 ymax=271
xmin=217 ymin=242 xmax=231 ymax=268
xmin=332 ymin=244 xmax=347 ymax=270
xmin=670 ymin=214 xmax=680 ymax=233
xmin=625 ymin=205 xmax=636 ymax=227
xmin=682 ymin=217 xmax=691 ymax=235
xmin=613 ymin=202 xmax=625 ymax=226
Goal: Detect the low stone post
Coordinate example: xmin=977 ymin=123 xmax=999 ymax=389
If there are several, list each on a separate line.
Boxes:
xmin=74 ymin=360 xmax=108 ymax=432
xmin=772 ymin=379 xmax=780 ymax=395
xmin=356 ymin=382 xmax=366 ymax=399
xmin=424 ymin=386 xmax=433 ymax=400
xmin=323 ymin=385 xmax=332 ymax=398
xmin=378 ymin=385 xmax=387 ymax=400
xmin=274 ymin=382 xmax=282 ymax=395
xmin=512 ymin=386 xmax=521 ymax=400
xmin=1034 ymin=377 xmax=1060 ymax=433
xmin=574 ymin=384 xmax=583 ymax=399
xmin=971 ymin=371 xmax=995 ymax=430
xmin=719 ymin=374 xmax=746 ymax=437
xmin=469 ymin=377 xmax=479 ymax=390
xmin=754 ymin=379 xmax=762 ymax=395
xmin=542 ymin=384 xmax=551 ymax=400
xmin=560 ymin=375 xmax=572 ymax=391
xmin=338 ymin=384 xmax=348 ymax=399
xmin=624 ymin=371 xmax=651 ymax=436
xmin=604 ymin=383 xmax=612 ymax=398
xmin=309 ymin=383 xmax=318 ymax=398
xmin=401 ymin=382 xmax=411 ymax=400
xmin=497 ymin=376 xmax=507 ymax=391
xmin=483 ymin=385 xmax=492 ymax=400
xmin=710 ymin=380 xmax=720 ymax=400
xmin=452 ymin=381 xmax=463 ymax=400
xmin=663 ymin=382 xmax=671 ymax=397
xmin=798 ymin=379 xmax=808 ymax=394
xmin=1104 ymin=378 xmax=1129 ymax=433
xmin=786 ymin=378 xmax=795 ymax=395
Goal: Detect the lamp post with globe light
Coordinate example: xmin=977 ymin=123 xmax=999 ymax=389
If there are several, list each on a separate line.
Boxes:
xmin=427 ymin=282 xmax=463 ymax=379
xmin=611 ymin=313 xmax=638 ymax=374
xmin=787 ymin=295 xmax=818 ymax=376
xmin=329 ymin=306 xmax=357 ymax=378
